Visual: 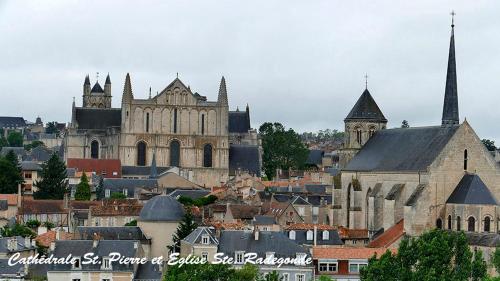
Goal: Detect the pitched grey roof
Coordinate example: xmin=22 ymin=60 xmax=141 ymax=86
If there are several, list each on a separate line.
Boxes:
xmin=91 ymin=82 xmax=105 ymax=93
xmin=21 ymin=161 xmax=41 ymax=171
xmin=74 ymin=108 xmax=121 ymax=130
xmin=405 ymin=184 xmax=426 ymax=206
xmin=385 ymin=184 xmax=404 ymax=200
xmin=76 ymin=227 xmax=149 ymax=241
xmin=134 ymin=261 xmax=162 ymax=281
xmin=228 ymin=111 xmax=250 ymax=133
xmin=48 ymin=240 xmax=138 ymax=271
xmin=183 ymin=227 xmax=218 ymax=245
xmin=285 ymin=229 xmax=344 ymax=246
xmin=26 ymin=146 xmax=53 ymax=162
xmin=305 ymin=184 xmax=329 ymax=194
xmin=102 ymin=178 xmax=158 ymax=198
xmin=345 ymin=89 xmax=387 ymax=122
xmin=306 ymin=150 xmax=324 ymax=166
xmin=253 ymin=215 xmax=277 ymax=225
xmin=442 ymin=24 xmax=459 ymax=126
xmin=139 ymin=195 xmax=185 ymax=222
xmin=0 ymin=147 xmax=26 ymax=158
xmin=306 ymin=195 xmax=332 ymax=206
xmin=0 ymin=236 xmax=35 ymax=254
xmin=229 ymin=144 xmax=261 ymax=176
xmin=122 ymin=165 xmax=170 ymax=176
xmin=0 ymin=116 xmax=26 ymax=128
xmin=446 ymin=174 xmax=498 ymax=205
xmin=345 ymin=125 xmax=459 ymax=172
xmin=218 ymin=231 xmax=309 ymax=259
xmin=169 ymin=189 xmax=210 ymax=200
xmin=0 ymin=259 xmax=26 ymax=276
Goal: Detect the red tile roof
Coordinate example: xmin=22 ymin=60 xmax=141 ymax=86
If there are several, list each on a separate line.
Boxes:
xmin=67 ymin=158 xmax=122 ymax=178
xmin=0 ymin=194 xmax=18 ymax=206
xmin=35 ymin=230 xmax=73 ymax=247
xmin=368 ymin=219 xmax=405 ymax=248
xmin=338 ymin=227 xmax=369 ymax=239
xmin=313 ymin=247 xmax=396 ymax=260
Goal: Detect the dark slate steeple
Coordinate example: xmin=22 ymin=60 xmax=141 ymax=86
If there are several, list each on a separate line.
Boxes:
xmin=105 ymin=73 xmax=111 ymax=85
xmin=149 ymin=151 xmax=158 ymax=179
xmin=345 ymin=88 xmax=387 ymax=122
xmin=442 ymin=13 xmax=459 ymax=126
xmin=217 ymin=76 xmax=228 ymax=106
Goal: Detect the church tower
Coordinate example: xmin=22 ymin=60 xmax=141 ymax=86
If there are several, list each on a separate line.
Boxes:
xmin=82 ymin=73 xmax=112 ymax=109
xmin=339 ymin=87 xmax=387 ymax=168
xmin=442 ymin=13 xmax=459 ymax=126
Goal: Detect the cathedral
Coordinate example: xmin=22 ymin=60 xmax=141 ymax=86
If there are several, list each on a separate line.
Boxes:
xmin=335 ymin=20 xmax=500 ymax=236
xmin=65 ymin=74 xmax=261 ymax=187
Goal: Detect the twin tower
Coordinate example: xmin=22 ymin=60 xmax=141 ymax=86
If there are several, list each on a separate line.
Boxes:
xmin=82 ymin=74 xmax=112 ymax=109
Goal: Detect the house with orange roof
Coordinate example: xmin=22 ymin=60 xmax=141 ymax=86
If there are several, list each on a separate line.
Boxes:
xmin=0 ymin=194 xmax=19 ymax=226
xmin=368 ymin=219 xmax=405 ymax=248
xmin=312 ymin=246 xmax=396 ymax=281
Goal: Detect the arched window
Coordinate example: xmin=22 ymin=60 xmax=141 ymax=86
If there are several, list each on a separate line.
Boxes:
xmin=289 ymin=231 xmax=296 ymax=240
xmin=137 ymin=141 xmax=147 ymax=166
xmin=448 ymin=215 xmax=452 ymax=230
xmin=173 ymin=108 xmax=178 ymax=133
xmin=484 ymin=217 xmax=491 ymax=232
xmin=306 ymin=230 xmax=313 ymax=241
xmin=90 ymin=140 xmax=99 ymax=159
xmin=201 ymin=114 xmax=205 ymax=135
xmin=463 ymin=149 xmax=468 ymax=170
xmin=456 ymin=216 xmax=461 ymax=231
xmin=322 ymin=230 xmax=329 ymax=240
xmin=170 ymin=140 xmax=180 ymax=167
xmin=368 ymin=127 xmax=376 ymax=138
xmin=145 ymin=113 xmax=150 ymax=133
xmin=468 ymin=217 xmax=475 ymax=232
xmin=436 ymin=218 xmax=443 ymax=229
xmin=203 ymin=144 xmax=212 ymax=168
xmin=356 ymin=128 xmax=362 ymax=144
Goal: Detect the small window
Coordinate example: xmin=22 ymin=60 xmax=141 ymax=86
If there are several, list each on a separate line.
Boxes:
xmin=322 ymin=230 xmax=329 ymax=240
xmin=102 ymin=257 xmax=111 ymax=269
xmin=485 ymin=217 xmax=491 ymax=232
xmin=464 ymin=149 xmax=468 ymax=170
xmin=201 ymin=114 xmax=205 ymax=135
xmin=436 ymin=218 xmax=443 ymax=229
xmin=295 ymin=274 xmax=305 ymax=281
xmin=282 ymin=273 xmax=289 ymax=281
xmin=173 ymin=108 xmax=178 ymax=133
xmin=201 ymin=252 xmax=208 ymax=261
xmin=289 ymin=231 xmax=296 ymax=240
xmin=201 ymin=235 xmax=209 ymax=245
xmin=145 ymin=113 xmax=150 ymax=132
xmin=123 ymin=188 xmax=128 ymax=197
xmin=349 ymin=262 xmax=367 ymax=273
xmin=91 ymin=140 xmax=99 ymax=159
xmin=203 ymin=144 xmax=213 ymax=168
xmin=448 ymin=215 xmax=452 ymax=230
xmin=468 ymin=217 xmax=475 ymax=232
xmin=73 ymin=257 xmax=81 ymax=269
xmin=105 ymin=189 xmax=110 ymax=198
xmin=298 ymin=207 xmax=305 ymax=216
xmin=170 ymin=140 xmax=181 ymax=167
xmin=457 ymin=216 xmax=461 ymax=231
xmin=235 ymin=251 xmax=244 ymax=264
xmin=306 ymin=230 xmax=313 ymax=241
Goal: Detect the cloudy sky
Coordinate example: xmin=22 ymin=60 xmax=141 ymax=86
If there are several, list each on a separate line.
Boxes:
xmin=0 ymin=1 xmax=498 ymax=141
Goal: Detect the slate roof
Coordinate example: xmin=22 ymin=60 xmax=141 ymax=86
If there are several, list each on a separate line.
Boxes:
xmin=306 ymin=150 xmax=324 ymax=166
xmin=0 ymin=259 xmax=26 ymax=277
xmin=139 ymin=195 xmax=185 ymax=222
xmin=345 ymin=125 xmax=459 ymax=172
xmin=304 ymin=184 xmax=329 ymax=194
xmin=76 ymin=226 xmax=149 ymax=241
xmin=25 ymin=146 xmax=54 ymax=162
xmin=0 ymin=236 xmax=35 ymax=253
xmin=102 ymin=178 xmax=158 ymax=198
xmin=253 ymin=215 xmax=277 ymax=225
xmin=0 ymin=116 xmax=26 ymax=128
xmin=169 ymin=189 xmax=210 ymax=200
xmin=286 ymin=229 xmax=344 ymax=246
xmin=446 ymin=174 xmax=498 ymax=205
xmin=0 ymin=147 xmax=26 ymax=158
xmin=21 ymin=161 xmax=41 ymax=171
xmin=229 ymin=144 xmax=261 ymax=176
xmin=91 ymin=82 xmax=105 ymax=93
xmin=134 ymin=261 xmax=162 ymax=281
xmin=345 ymin=89 xmax=387 ymax=122
xmin=229 ymin=205 xmax=261 ymax=220
xmin=74 ymin=108 xmax=121 ymax=130
xmin=218 ymin=231 xmax=309 ymax=259
xmin=122 ymin=165 xmax=170 ymax=176
xmin=228 ymin=111 xmax=250 ymax=133
xmin=48 ymin=240 xmax=138 ymax=272
xmin=183 ymin=227 xmax=218 ymax=245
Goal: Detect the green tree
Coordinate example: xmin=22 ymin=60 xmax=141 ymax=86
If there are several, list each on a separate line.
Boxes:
xmin=259 ymin=122 xmax=309 ymax=179
xmin=0 ymin=136 xmax=7 ymax=149
xmin=168 ymin=208 xmax=198 ymax=253
xmin=401 ymin=120 xmax=409 ymax=128
xmin=45 ymin=122 xmax=59 ymax=135
xmin=74 ymin=172 xmax=91 ymax=201
xmin=110 ymin=192 xmax=127 ymax=199
xmin=34 ymin=153 xmax=68 ymax=199
xmin=472 ymin=250 xmax=488 ymax=281
xmin=317 ymin=276 xmax=334 ymax=281
xmin=232 ymin=264 xmax=260 ymax=281
xmin=25 ymin=219 xmax=41 ymax=229
xmin=260 ymin=271 xmax=282 ymax=281
xmin=164 ymin=263 xmax=235 ymax=281
xmin=1 ymin=223 xmax=36 ymax=238
xmin=24 ymin=140 xmax=44 ymax=151
xmin=492 ymin=247 xmax=500 ymax=275
xmin=124 ymin=219 xmax=137 ymax=226
xmin=361 ymin=229 xmax=481 ymax=281
xmin=482 ymin=139 xmax=496 ymax=151
xmin=7 ymin=131 xmax=23 ymax=147
xmin=42 ymin=221 xmax=55 ymax=230
xmin=0 ymin=155 xmax=24 ymax=193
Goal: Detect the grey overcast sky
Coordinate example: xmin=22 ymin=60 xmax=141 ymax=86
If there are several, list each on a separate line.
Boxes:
xmin=0 ymin=1 xmax=499 ymax=141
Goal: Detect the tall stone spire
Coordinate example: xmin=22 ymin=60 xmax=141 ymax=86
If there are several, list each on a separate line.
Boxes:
xmin=442 ymin=12 xmax=459 ymax=126
xmin=217 ymin=76 xmax=228 ymax=105
xmin=122 ymin=73 xmax=134 ymax=104
xmin=149 ymin=151 xmax=158 ymax=179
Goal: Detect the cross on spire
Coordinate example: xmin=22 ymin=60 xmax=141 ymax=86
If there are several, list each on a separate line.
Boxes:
xmin=364 ymin=73 xmax=368 ymax=89
xmin=450 ymin=10 xmax=456 ymax=27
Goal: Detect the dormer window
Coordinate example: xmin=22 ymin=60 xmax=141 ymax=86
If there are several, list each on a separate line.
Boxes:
xmin=123 ymin=188 xmax=128 ymax=197
xmin=322 ymin=230 xmax=329 ymax=240
xmin=235 ymin=251 xmax=244 ymax=264
xmin=102 ymin=257 xmax=111 ymax=270
xmin=72 ymin=257 xmax=81 ymax=269
xmin=105 ymin=189 xmax=110 ymax=198
xmin=289 ymin=230 xmax=296 ymax=240
xmin=306 ymin=230 xmax=313 ymax=241
xmin=201 ymin=235 xmax=209 ymax=245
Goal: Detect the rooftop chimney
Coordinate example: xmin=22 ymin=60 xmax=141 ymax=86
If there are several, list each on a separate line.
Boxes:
xmin=313 ymin=225 xmax=317 ymax=246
